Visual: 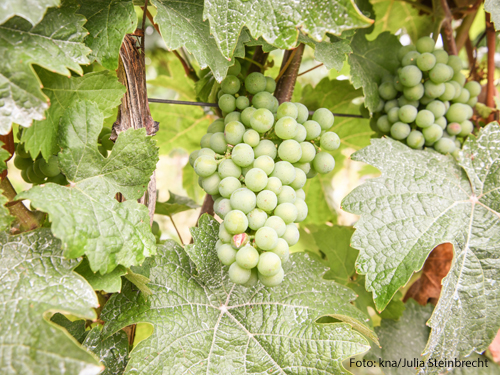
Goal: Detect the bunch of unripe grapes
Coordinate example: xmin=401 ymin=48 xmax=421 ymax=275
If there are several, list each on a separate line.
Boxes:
xmin=13 ymin=126 xmax=114 ymax=185
xmin=189 ymin=68 xmax=340 ymax=287
xmin=372 ymin=36 xmax=479 ymax=156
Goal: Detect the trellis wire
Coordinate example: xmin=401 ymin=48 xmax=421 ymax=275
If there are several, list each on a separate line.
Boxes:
xmin=148 ymin=98 xmax=364 ymax=118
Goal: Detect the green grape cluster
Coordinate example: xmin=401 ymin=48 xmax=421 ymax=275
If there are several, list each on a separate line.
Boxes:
xmin=372 ymin=36 xmax=479 ymax=156
xmin=13 ymin=126 xmax=114 ymax=185
xmin=189 ymin=70 xmax=340 ymax=288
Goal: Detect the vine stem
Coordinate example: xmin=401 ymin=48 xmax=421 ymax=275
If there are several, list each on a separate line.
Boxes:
xmin=275 ymin=47 xmax=300 ymax=83
xmin=486 ymin=12 xmax=496 ymax=122
xmin=438 ymin=0 xmax=458 ymax=55
xmin=247 ymin=46 xmax=269 ymax=75
xmin=169 ymin=215 xmax=184 ymax=245
xmin=274 ymin=44 xmax=305 ymax=103
xmin=298 ymin=63 xmax=324 ymax=77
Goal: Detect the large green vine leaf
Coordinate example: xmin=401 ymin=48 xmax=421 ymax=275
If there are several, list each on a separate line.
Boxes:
xmin=19 ymin=100 xmax=158 ymax=274
xmin=0 ymin=229 xmax=102 ymax=375
xmin=342 ymin=123 xmax=500 ymax=373
xmin=202 ymin=0 xmax=373 ymax=59
xmin=348 ymin=29 xmax=401 ymax=112
xmin=21 ymin=68 xmax=125 ymax=160
xmin=83 ymin=326 xmax=129 ymax=375
xmin=0 ymin=0 xmax=60 ymax=25
xmin=101 ymin=214 xmax=374 ymax=374
xmin=368 ymin=0 xmax=432 ymax=42
xmin=77 ymin=0 xmax=138 ymax=70
xmin=0 ymin=0 xmax=90 ymax=134
xmin=151 ymin=0 xmax=245 ymax=82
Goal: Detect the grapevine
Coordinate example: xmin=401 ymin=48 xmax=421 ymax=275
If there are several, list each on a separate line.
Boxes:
xmin=371 ymin=36 xmax=480 ymax=156
xmin=189 ymin=69 xmax=340 ymax=287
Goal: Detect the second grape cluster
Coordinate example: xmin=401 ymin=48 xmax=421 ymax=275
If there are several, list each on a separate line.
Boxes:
xmin=189 ymin=68 xmax=340 ymax=288
xmin=373 ymin=36 xmax=479 ymax=156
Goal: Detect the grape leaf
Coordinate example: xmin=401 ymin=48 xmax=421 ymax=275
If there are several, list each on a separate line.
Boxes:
xmin=0 ymin=229 xmax=102 ymax=375
xmin=77 ymin=0 xmax=138 ymax=70
xmin=83 ymin=326 xmax=129 ymax=375
xmin=18 ymin=100 xmax=158 ymax=274
xmin=368 ymin=0 xmax=432 ymax=42
xmin=151 ymin=0 xmax=242 ymax=82
xmin=51 ymin=313 xmax=89 ymax=344
xmin=155 ymin=191 xmax=200 ymax=216
xmin=21 ymin=68 xmax=126 ymax=159
xmin=298 ymin=34 xmax=352 ymax=72
xmin=342 ymin=123 xmax=500 ymax=373
xmin=100 ymin=214 xmax=375 ymax=374
xmin=348 ymin=29 xmax=401 ymax=112
xmin=75 ymin=258 xmax=128 ymax=293
xmin=202 ymin=0 xmax=373 ymax=60
xmin=0 ymin=0 xmax=60 ymax=25
xmin=302 ymin=173 xmax=338 ymax=225
xmin=486 ymin=0 xmax=500 ymax=30
xmin=367 ymin=300 xmax=433 ymax=374
xmin=0 ymin=142 xmax=14 ymax=230
xmin=0 ymin=0 xmax=91 ymax=134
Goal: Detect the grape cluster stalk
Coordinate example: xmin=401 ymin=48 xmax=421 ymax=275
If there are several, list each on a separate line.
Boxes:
xmin=372 ymin=36 xmax=480 ymax=156
xmin=13 ymin=127 xmax=114 ymax=185
xmin=189 ymin=65 xmax=340 ymax=287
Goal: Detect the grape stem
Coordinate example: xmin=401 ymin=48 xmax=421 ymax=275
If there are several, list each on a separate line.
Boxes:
xmin=169 ymin=215 xmax=184 ymax=245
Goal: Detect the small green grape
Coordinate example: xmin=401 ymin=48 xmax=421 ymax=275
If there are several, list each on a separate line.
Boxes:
xmin=254 ymin=139 xmax=277 ymax=159
xmin=390 ymin=122 xmax=411 ymax=140
xmin=194 ymin=155 xmax=217 ymax=177
xmin=467 ymin=97 xmax=478 ymax=107
xmin=290 ymin=168 xmax=306 ymax=190
xmin=464 ymin=81 xmax=481 ymax=97
xmin=217 ymin=244 xmax=237 ymax=265
xmin=452 ymin=72 xmax=466 ymax=86
xmin=224 ymin=121 xmax=245 ymax=145
xmin=227 ymin=60 xmax=241 ymax=76
xmin=397 ymin=44 xmax=417 ymax=61
xmin=200 ymin=133 xmax=212 ymax=148
xmin=416 ymin=52 xmax=436 ymax=71
xmin=253 ymin=155 xmax=274 ymax=175
xmin=215 ymin=198 xmax=231 ymax=219
xmin=245 ymin=168 xmax=268 ymax=192
xmin=426 ymin=101 xmax=446 ymax=118
xmin=293 ymin=124 xmax=307 ymax=142
xmin=221 ymin=75 xmax=240 ymax=95
xmin=399 ymin=65 xmax=422 ymax=87
xmin=298 ymin=142 xmax=315 ymax=164
xmin=231 ymin=143 xmax=254 ymax=167
xmin=294 ymin=102 xmax=309 ymax=123
xmin=459 ymin=120 xmax=474 ymax=137
xmin=265 ymin=216 xmax=286 ymax=237
xmin=219 ymin=176 xmax=241 ymax=198
xmin=407 ymin=130 xmax=425 ymax=149
xmin=278 ymin=139 xmax=302 ymax=163
xmin=265 ymin=177 xmax=282 ymax=195
xmin=257 ymin=251 xmax=281 ymax=276
xmin=265 ymin=76 xmax=276 ymax=93
xmin=236 ymin=96 xmax=250 ymax=110
xmin=219 ymin=223 xmax=232 ymax=242
xmin=243 ymin=129 xmax=260 ymax=147
xmin=13 ymin=155 xmax=32 ymax=170
xmin=387 ymin=107 xmax=401 ymax=123
xmin=275 ymin=117 xmax=298 ymax=139
xmin=224 ymin=209 xmax=249 ymax=234
xmin=416 ymin=110 xmax=435 ymax=128
xmin=245 ymin=72 xmax=267 ymax=94
xmin=416 ymin=36 xmax=435 ymax=53
xmin=274 ymin=202 xmax=298 ymax=224
xmin=218 ymin=159 xmax=241 ymax=179
xmin=230 ymin=188 xmax=256 ymax=214
xmin=422 ymin=124 xmax=443 ymax=143
xmin=228 ymin=262 xmax=251 ymax=284
xmin=433 ymin=49 xmax=449 ymax=64
xmin=378 ymin=81 xmax=397 ymax=100
xmin=255 ymin=227 xmax=279 ymax=250
xmin=271 ymin=238 xmax=289 ymax=262
xmin=303 ymin=120 xmax=321 ymax=140
xmin=294 ymin=198 xmax=308 ymax=222
xmin=247 ymin=208 xmax=268 ymax=231
xmin=398 ymin=105 xmax=417 ymax=123
xmin=403 ymin=83 xmax=424 ymax=101
xmin=398 ymin=97 xmax=419 ymax=108
xmin=424 ymin=80 xmax=445 ymax=98
xmin=453 ymin=88 xmax=470 ymax=104
xmin=446 ymin=122 xmax=462 ymax=136
xmin=277 ymin=102 xmax=298 ymax=120
xmin=201 ymin=173 xmax=221 ymax=195
xmin=320 ymin=132 xmax=340 ymax=151
xmin=439 ymin=83 xmax=456 ymax=101
xmin=250 ymin=108 xmax=274 ymax=133
xmin=402 ymin=51 xmax=420 ymax=66
xmin=271 ymin=161 xmax=296 ymax=184
xmin=429 ymin=63 xmax=450 ymax=83
xmin=434 ymin=137 xmax=456 ymax=154
xmin=209 ymin=132 xmax=228 ymax=154
xmin=256 ymin=189 xmax=278 ymax=211
xmin=447 ymin=55 xmax=463 ymax=74
xmin=236 ymin=245 xmax=260 ymax=269
xmin=312 ymin=152 xmax=335 ymax=174
xmin=241 ymin=107 xmax=257 ymax=127
xmin=282 ymin=223 xmax=299 ymax=246
xmin=252 ymin=91 xmax=275 ymax=111
xmin=384 ymin=99 xmax=399 ymax=113
xmin=219 ymin=94 xmax=236 ymax=113
xmin=277 ymin=186 xmax=296 ymax=204
xmin=446 ymin=103 xmax=469 ymax=123
xmin=207 ymin=119 xmax=225 ymax=133
xmin=435 ymin=116 xmax=447 ymax=129
xmin=312 ymin=108 xmax=334 ymax=130
xmin=258 ymin=267 xmax=284 ymax=287
xmin=377 ymin=115 xmax=391 ymax=133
